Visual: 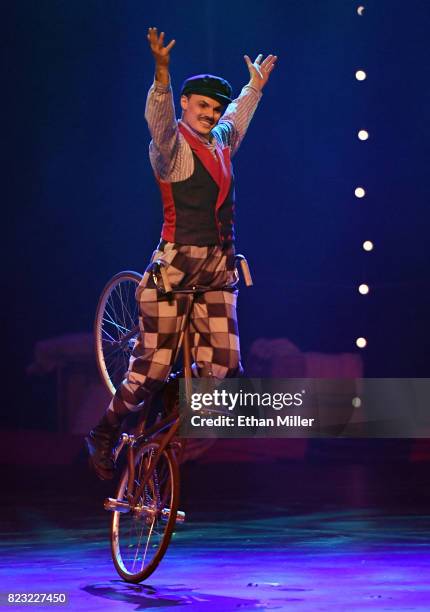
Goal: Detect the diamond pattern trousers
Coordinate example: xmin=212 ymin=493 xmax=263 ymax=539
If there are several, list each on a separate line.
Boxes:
xmin=108 ymin=241 xmax=242 ymax=418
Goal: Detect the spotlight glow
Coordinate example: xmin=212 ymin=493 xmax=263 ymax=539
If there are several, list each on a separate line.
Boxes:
xmin=358 ymin=129 xmax=369 ymax=140
xmin=352 ymin=396 xmax=362 ymax=408
xmin=363 ymin=240 xmax=374 ymax=251
xmin=355 ymin=187 xmax=366 ymax=198
xmin=356 ymin=337 xmax=367 ymax=349
xmin=359 ymin=284 xmax=369 ymax=294
xmin=355 ymin=70 xmax=367 ymax=81
xmin=357 ymin=5 xmax=365 ymax=15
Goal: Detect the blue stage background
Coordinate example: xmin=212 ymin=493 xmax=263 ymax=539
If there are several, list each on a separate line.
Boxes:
xmin=5 ymin=1 xmax=430 ymax=428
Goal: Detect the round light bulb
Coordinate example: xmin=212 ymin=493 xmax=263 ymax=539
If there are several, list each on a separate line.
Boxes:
xmin=357 ymin=6 xmax=365 ymax=16
xmin=355 ymin=187 xmax=366 ymax=198
xmin=363 ymin=240 xmax=374 ymax=251
xmin=356 ymin=337 xmax=367 ymax=349
xmin=358 ymin=284 xmax=369 ymax=295
xmin=355 ymin=70 xmax=367 ymax=81
xmin=352 ymin=396 xmax=362 ymax=408
xmin=358 ymin=129 xmax=369 ymax=141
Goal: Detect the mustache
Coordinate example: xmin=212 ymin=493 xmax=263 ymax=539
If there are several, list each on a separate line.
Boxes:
xmin=198 ymin=116 xmax=215 ymax=125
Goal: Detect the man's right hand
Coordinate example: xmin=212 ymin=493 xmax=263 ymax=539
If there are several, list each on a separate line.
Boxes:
xmin=147 ymin=27 xmax=176 ymax=85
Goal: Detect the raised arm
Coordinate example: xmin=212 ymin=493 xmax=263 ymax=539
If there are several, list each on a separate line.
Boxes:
xmin=147 ymin=26 xmax=175 ymax=86
xmin=215 ymin=53 xmax=277 ymax=155
xmin=144 ymin=28 xmax=179 ymax=178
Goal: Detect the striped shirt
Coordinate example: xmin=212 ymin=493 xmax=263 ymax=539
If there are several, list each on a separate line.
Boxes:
xmin=144 ymin=79 xmax=262 ymax=182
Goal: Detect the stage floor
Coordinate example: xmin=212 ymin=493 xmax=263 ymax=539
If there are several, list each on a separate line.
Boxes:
xmin=2 ymin=461 xmax=430 ymax=610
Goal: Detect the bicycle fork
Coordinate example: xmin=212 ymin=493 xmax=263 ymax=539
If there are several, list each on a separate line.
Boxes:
xmin=103 ymin=433 xmax=185 ymax=524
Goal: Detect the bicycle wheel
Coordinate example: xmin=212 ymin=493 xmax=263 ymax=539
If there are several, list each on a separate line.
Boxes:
xmin=111 ymin=441 xmax=180 ymax=583
xmin=94 ymin=270 xmax=142 ymax=395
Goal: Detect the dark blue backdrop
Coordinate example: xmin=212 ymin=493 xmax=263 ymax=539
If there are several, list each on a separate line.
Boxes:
xmin=5 ymin=1 xmax=430 ymax=427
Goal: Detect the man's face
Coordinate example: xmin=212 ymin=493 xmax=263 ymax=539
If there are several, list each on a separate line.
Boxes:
xmin=180 ymin=94 xmax=224 ymax=137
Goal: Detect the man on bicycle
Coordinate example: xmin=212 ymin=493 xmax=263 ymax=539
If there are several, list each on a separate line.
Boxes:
xmin=86 ymin=27 xmax=277 ymax=480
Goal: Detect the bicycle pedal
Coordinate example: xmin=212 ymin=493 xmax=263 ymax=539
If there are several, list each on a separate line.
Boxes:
xmin=104 ymin=497 xmax=130 ymax=513
xmin=161 ymin=508 xmax=186 ymax=524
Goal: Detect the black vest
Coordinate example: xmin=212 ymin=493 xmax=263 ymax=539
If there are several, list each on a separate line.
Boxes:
xmin=157 ymin=123 xmax=235 ymax=246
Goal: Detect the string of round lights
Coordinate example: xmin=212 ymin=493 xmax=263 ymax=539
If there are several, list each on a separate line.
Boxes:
xmin=355 ymin=4 xmax=370 ymax=351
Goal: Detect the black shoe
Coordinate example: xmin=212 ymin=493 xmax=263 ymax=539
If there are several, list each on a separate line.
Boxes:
xmin=85 ymin=413 xmax=122 ymax=480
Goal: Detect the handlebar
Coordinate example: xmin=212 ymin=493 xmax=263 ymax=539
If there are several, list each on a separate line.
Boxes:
xmin=234 ymin=254 xmax=253 ymax=287
xmin=151 ymin=252 xmax=253 ymax=298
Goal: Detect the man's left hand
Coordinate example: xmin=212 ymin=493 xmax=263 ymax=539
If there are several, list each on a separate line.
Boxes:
xmin=244 ymin=53 xmax=278 ymax=91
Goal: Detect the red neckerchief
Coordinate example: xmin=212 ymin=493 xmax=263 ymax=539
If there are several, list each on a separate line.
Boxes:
xmin=178 ymin=121 xmax=231 ymax=211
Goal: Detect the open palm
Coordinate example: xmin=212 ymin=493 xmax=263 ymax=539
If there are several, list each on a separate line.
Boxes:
xmin=244 ymin=53 xmax=277 ymax=90
xmin=147 ymin=27 xmax=176 ymax=67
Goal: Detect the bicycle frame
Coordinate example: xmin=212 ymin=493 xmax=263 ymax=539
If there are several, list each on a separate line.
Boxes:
xmin=114 ymin=254 xmax=253 ymax=511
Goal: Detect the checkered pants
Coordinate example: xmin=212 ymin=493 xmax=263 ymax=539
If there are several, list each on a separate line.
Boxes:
xmin=109 ymin=241 xmax=243 ymax=419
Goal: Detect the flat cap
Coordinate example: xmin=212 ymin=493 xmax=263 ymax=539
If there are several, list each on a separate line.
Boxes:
xmin=180 ymin=74 xmax=233 ymax=106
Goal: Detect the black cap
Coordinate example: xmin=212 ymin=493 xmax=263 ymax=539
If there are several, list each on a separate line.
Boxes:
xmin=180 ymin=74 xmax=233 ymax=106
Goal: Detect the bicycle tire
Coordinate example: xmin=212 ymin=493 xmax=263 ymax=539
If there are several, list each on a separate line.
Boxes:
xmin=94 ymin=270 xmax=142 ymax=395
xmin=111 ymin=441 xmax=180 ymax=583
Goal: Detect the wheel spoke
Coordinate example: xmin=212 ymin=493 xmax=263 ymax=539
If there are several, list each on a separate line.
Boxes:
xmin=95 ymin=272 xmax=141 ymax=395
xmin=104 ymin=302 xmax=131 ymax=334
xmin=141 ymin=517 xmax=156 ymax=570
xmin=115 ymin=282 xmax=138 ymax=328
xmin=102 ymin=315 xmax=131 ymax=335
xmin=111 ymin=443 xmax=178 ymax=582
xmin=101 ymin=330 xmax=118 ymax=345
xmin=115 ymin=282 xmax=129 ymax=336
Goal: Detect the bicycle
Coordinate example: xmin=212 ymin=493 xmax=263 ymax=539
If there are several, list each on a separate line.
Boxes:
xmin=93 ymin=254 xmax=253 ymax=583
